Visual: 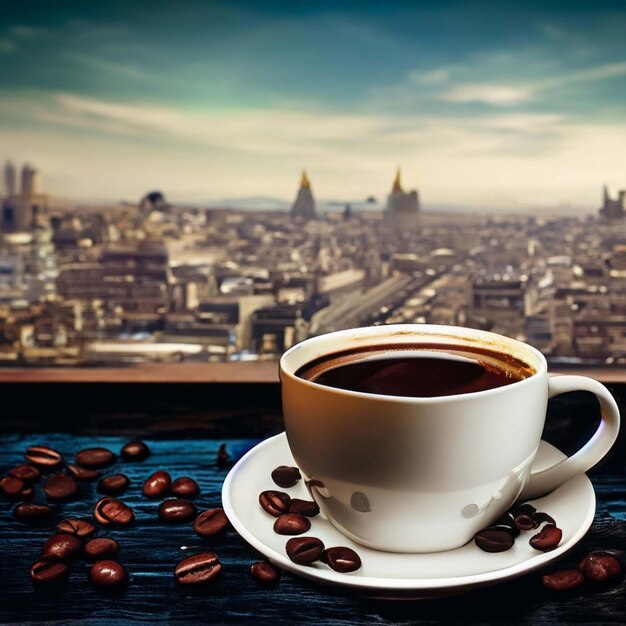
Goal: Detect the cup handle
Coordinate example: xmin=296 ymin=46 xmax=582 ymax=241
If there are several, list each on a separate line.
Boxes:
xmin=520 ymin=375 xmax=620 ymax=499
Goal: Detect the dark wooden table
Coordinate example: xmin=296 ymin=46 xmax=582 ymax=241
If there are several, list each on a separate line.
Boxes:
xmin=0 ymin=383 xmax=624 ymax=625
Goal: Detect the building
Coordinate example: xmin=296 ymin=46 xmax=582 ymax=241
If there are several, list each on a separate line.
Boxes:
xmin=599 ymin=185 xmax=625 ymax=219
xmin=386 ymin=168 xmax=419 ymax=223
xmin=290 ymin=171 xmax=316 ymax=221
xmin=1 ymin=161 xmax=49 ymax=233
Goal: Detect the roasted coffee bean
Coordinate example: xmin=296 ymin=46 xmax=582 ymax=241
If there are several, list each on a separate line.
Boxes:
xmin=259 ymin=490 xmax=291 ymax=517
xmin=0 ymin=476 xmax=25 ymax=497
xmin=42 ymin=533 xmax=82 ymax=560
xmin=142 ymin=470 xmax=171 ymax=498
xmin=75 ymin=447 xmax=116 ymax=469
xmin=532 ymin=511 xmax=556 ymax=526
xmin=271 ymin=465 xmax=302 ymax=488
xmin=9 ymin=465 xmax=40 ymax=483
xmin=90 ymin=560 xmax=128 ymax=588
xmin=322 ymin=546 xmax=362 ymax=573
xmin=84 ymin=538 xmax=119 ymax=561
xmin=491 ymin=512 xmax=520 ymax=537
xmin=175 ymin=552 xmax=222 ymax=585
xmin=158 ymin=498 xmax=197 ymax=523
xmin=285 ymin=536 xmax=325 ymax=565
xmin=98 ymin=474 xmax=130 ymax=496
xmin=67 ymin=464 xmax=99 ymax=481
xmin=43 ymin=474 xmax=78 ymax=501
xmin=578 ymin=552 xmax=623 ymax=582
xmin=14 ymin=503 xmax=53 ymax=522
xmin=542 ymin=569 xmax=585 ymax=591
xmin=512 ymin=502 xmax=536 ymax=516
xmin=193 ymin=508 xmax=229 ymax=537
xmin=121 ymin=440 xmax=151 ymax=462
xmin=289 ymin=498 xmax=320 ymax=517
xmin=31 ymin=558 xmax=68 ymax=584
xmin=57 ymin=518 xmax=95 ymax=538
xmin=474 ymin=529 xmax=515 ymax=553
xmin=273 ymin=513 xmax=311 ymax=535
xmin=530 ymin=525 xmax=562 ymax=552
xmin=251 ymin=561 xmax=280 ymax=584
xmin=171 ymin=477 xmax=199 ymax=499
xmin=25 ymin=445 xmax=62 ymax=469
xmin=514 ymin=514 xmax=537 ymax=531
xmin=94 ymin=497 xmax=135 ymax=526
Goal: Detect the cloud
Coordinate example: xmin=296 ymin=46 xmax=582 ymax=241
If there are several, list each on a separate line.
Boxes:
xmin=439 ymin=84 xmax=533 ymax=106
xmin=409 ymin=67 xmax=451 ymax=85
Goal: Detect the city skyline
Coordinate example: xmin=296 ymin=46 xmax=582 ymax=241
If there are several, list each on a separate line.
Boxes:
xmin=1 ymin=1 xmax=626 ymax=209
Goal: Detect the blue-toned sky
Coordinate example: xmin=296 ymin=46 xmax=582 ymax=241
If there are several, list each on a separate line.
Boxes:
xmin=1 ymin=0 xmax=625 ymax=209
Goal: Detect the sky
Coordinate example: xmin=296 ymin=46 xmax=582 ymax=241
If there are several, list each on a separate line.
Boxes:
xmin=1 ymin=0 xmax=626 ymax=209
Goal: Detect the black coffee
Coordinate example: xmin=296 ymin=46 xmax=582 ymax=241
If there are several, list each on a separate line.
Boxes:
xmin=296 ymin=344 xmax=534 ymax=398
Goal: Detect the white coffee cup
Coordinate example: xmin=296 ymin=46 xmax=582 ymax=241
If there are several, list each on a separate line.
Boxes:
xmin=279 ymin=324 xmax=620 ymax=553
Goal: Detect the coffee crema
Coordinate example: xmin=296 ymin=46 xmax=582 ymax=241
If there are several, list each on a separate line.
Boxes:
xmin=295 ymin=343 xmax=535 ymax=398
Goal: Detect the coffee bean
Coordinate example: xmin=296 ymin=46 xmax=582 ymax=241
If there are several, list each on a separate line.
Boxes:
xmin=474 ymin=529 xmax=515 ymax=553
xmin=94 ymin=497 xmax=135 ymax=526
xmin=20 ymin=487 xmax=34 ymax=499
xmin=42 ymin=533 xmax=82 ymax=560
xmin=285 ymin=536 xmax=325 ymax=565
xmin=158 ymin=498 xmax=197 ymax=523
xmin=31 ymin=558 xmax=68 ymax=584
xmin=67 ymin=465 xmax=99 ymax=481
xmin=143 ymin=470 xmax=171 ymax=498
xmin=84 ymin=538 xmax=119 ymax=561
xmin=259 ymin=490 xmax=291 ymax=517
xmin=289 ymin=499 xmax=320 ymax=517
xmin=43 ymin=474 xmax=78 ymax=500
xmin=14 ymin=503 xmax=53 ymax=522
xmin=57 ymin=518 xmax=96 ymax=538
xmin=532 ymin=511 xmax=556 ymax=527
xmin=491 ymin=512 xmax=520 ymax=536
xmin=75 ymin=447 xmax=116 ymax=469
xmin=0 ymin=476 xmax=25 ymax=497
xmin=530 ymin=525 xmax=562 ymax=552
xmin=98 ymin=474 xmax=130 ymax=496
xmin=193 ymin=508 xmax=229 ymax=537
xmin=121 ymin=440 xmax=151 ymax=462
xmin=251 ymin=561 xmax=280 ymax=584
xmin=322 ymin=546 xmax=362 ymax=573
xmin=171 ymin=477 xmax=199 ymax=499
xmin=174 ymin=552 xmax=221 ymax=585
xmin=25 ymin=445 xmax=62 ymax=469
xmin=271 ymin=465 xmax=302 ymax=488
xmin=273 ymin=513 xmax=311 ymax=535
xmin=578 ymin=552 xmax=623 ymax=583
xmin=90 ymin=560 xmax=128 ymax=588
xmin=511 ymin=502 xmax=536 ymax=516
xmin=9 ymin=465 xmax=40 ymax=483
xmin=514 ymin=514 xmax=538 ymax=531
xmin=542 ymin=569 xmax=585 ymax=591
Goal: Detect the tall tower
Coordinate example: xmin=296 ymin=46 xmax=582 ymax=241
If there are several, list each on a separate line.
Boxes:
xmin=290 ymin=170 xmax=316 ymax=221
xmin=21 ymin=163 xmax=40 ymax=197
xmin=4 ymin=161 xmax=16 ymax=197
xmin=386 ymin=167 xmax=420 ymax=223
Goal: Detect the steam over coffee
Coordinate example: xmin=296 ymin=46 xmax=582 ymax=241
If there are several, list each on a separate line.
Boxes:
xmin=296 ymin=343 xmax=535 ymax=398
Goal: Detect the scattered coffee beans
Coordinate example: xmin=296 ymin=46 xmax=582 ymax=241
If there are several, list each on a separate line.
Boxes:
xmin=0 ymin=476 xmax=25 ymax=497
xmin=9 ymin=465 xmax=40 ymax=483
xmin=271 ymin=465 xmax=302 ymax=488
xmin=25 ymin=446 xmax=62 ymax=470
xmin=289 ymin=498 xmax=320 ymax=517
xmin=474 ymin=529 xmax=515 ymax=553
xmin=322 ymin=547 xmax=362 ymax=573
xmin=251 ymin=561 xmax=280 ymax=584
xmin=42 ymin=533 xmax=82 ymax=560
xmin=43 ymin=474 xmax=78 ymax=501
xmin=90 ymin=560 xmax=128 ymax=588
xmin=578 ymin=552 xmax=623 ymax=583
xmin=75 ymin=447 xmax=116 ymax=469
xmin=193 ymin=508 xmax=229 ymax=537
xmin=14 ymin=503 xmax=53 ymax=523
xmin=66 ymin=465 xmax=99 ymax=481
xmin=57 ymin=518 xmax=95 ymax=538
xmin=143 ymin=470 xmax=171 ymax=499
xmin=273 ymin=513 xmax=311 ymax=535
xmin=121 ymin=440 xmax=151 ymax=462
xmin=529 ymin=525 xmax=562 ymax=552
xmin=171 ymin=477 xmax=199 ymax=499
xmin=30 ymin=558 xmax=68 ymax=584
xmin=84 ymin=538 xmax=119 ymax=561
xmin=532 ymin=512 xmax=556 ymax=527
xmin=98 ymin=474 xmax=130 ymax=496
xmin=174 ymin=552 xmax=221 ymax=585
xmin=542 ymin=569 xmax=584 ymax=591
xmin=285 ymin=536 xmax=325 ymax=565
xmin=490 ymin=512 xmax=521 ymax=537
xmin=94 ymin=497 xmax=135 ymax=526
xmin=259 ymin=490 xmax=291 ymax=517
xmin=158 ymin=499 xmax=197 ymax=523
xmin=512 ymin=502 xmax=536 ymax=516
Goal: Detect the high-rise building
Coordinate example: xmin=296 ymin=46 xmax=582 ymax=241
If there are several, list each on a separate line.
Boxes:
xmin=290 ymin=171 xmax=316 ymax=221
xmin=4 ymin=161 xmax=16 ymax=197
xmin=386 ymin=167 xmax=420 ymax=223
xmin=21 ymin=164 xmax=40 ymax=197
xmin=1 ymin=161 xmax=48 ymax=233
xmin=599 ymin=185 xmax=625 ymax=219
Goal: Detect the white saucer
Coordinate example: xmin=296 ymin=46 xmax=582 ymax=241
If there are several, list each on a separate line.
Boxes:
xmin=222 ymin=433 xmax=595 ymax=597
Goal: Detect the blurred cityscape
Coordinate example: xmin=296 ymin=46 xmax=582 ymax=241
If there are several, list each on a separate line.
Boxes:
xmin=1 ymin=160 xmax=625 ymax=369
